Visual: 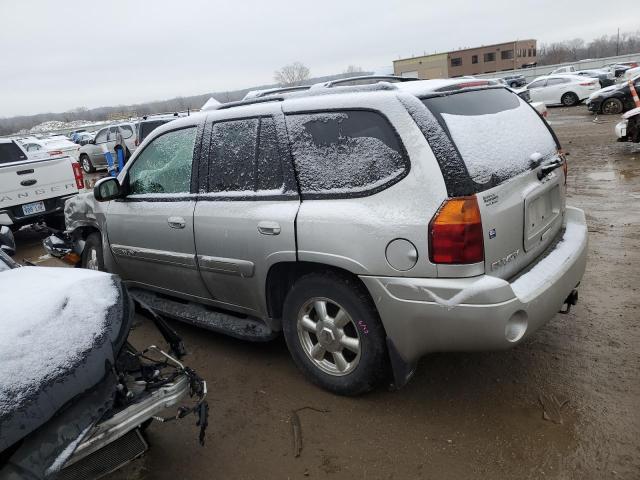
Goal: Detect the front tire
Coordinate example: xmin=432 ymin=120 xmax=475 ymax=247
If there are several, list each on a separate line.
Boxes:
xmin=81 ymin=233 xmax=104 ymax=271
xmin=601 ymin=98 xmax=624 ymax=115
xmin=282 ymin=271 xmax=389 ymax=396
xmin=80 ymin=154 xmax=95 ymax=173
xmin=561 ymin=92 xmax=579 ymax=107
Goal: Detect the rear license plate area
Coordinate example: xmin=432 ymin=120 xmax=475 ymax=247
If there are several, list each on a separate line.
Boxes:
xmin=524 ymin=184 xmax=561 ymax=252
xmin=22 ymin=201 xmax=46 ymax=216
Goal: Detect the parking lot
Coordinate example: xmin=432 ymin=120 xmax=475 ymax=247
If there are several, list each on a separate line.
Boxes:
xmin=14 ymin=105 xmax=640 ymax=479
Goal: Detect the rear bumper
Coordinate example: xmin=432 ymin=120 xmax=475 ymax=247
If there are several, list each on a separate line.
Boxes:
xmin=0 ymin=194 xmax=76 ymax=226
xmin=361 ymin=207 xmax=588 ymax=365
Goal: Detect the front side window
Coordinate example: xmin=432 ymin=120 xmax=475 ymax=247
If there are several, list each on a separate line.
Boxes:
xmin=128 ymin=127 xmax=197 ymax=195
xmin=94 ymin=128 xmax=108 ymax=143
xmin=286 ymin=110 xmax=408 ymax=196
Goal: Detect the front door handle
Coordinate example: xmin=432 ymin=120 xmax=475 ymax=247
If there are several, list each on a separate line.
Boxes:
xmin=168 ymin=216 xmax=186 ymax=229
xmin=257 ymin=221 xmax=281 ymax=235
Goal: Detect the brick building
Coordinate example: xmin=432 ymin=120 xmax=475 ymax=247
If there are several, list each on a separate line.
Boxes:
xmin=393 ymin=39 xmax=537 ymax=79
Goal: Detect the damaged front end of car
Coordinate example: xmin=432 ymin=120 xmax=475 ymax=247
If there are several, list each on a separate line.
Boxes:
xmin=0 ymin=267 xmax=208 ymax=480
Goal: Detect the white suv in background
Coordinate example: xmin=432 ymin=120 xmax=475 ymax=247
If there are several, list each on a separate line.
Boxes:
xmin=525 ymin=74 xmax=600 ymax=106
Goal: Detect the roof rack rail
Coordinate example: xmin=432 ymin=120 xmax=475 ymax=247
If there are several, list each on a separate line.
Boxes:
xmin=322 ymin=75 xmax=419 ymax=88
xmin=216 ymin=96 xmax=286 ymax=111
xmin=251 ymin=85 xmax=312 ymax=99
xmin=141 ymin=112 xmax=183 ymax=120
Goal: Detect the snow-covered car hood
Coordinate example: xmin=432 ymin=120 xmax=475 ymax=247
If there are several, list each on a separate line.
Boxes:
xmin=0 ymin=267 xmax=131 ymax=455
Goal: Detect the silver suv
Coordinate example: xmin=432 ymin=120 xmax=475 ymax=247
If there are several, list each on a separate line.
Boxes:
xmin=57 ymin=81 xmax=588 ymax=395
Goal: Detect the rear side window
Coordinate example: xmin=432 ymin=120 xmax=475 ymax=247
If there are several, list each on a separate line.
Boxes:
xmin=206 ymin=117 xmax=285 ymax=195
xmin=0 ymin=142 xmax=28 ymax=165
xmin=286 ymin=110 xmax=408 ymax=197
xmin=421 ymin=88 xmax=558 ymax=187
xmin=139 ymin=120 xmax=171 ymax=143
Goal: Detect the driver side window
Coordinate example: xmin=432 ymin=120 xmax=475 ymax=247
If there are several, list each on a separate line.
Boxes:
xmin=128 ymin=127 xmax=197 ymax=195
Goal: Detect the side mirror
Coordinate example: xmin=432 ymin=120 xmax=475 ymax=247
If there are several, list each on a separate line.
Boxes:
xmin=0 ymin=226 xmax=16 ymax=257
xmin=94 ymin=177 xmax=124 ymax=202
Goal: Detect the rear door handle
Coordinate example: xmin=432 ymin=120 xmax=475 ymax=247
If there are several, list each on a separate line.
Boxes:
xmin=257 ymin=221 xmax=281 ymax=235
xmin=168 ymin=216 xmax=186 ymax=229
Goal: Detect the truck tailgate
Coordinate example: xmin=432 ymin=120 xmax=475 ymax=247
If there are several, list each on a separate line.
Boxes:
xmin=0 ymin=157 xmax=79 ymax=211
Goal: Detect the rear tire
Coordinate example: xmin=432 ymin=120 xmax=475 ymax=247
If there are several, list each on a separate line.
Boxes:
xmin=561 ymin=92 xmax=579 ymax=107
xmin=81 ymin=233 xmax=104 ymax=271
xmin=282 ymin=271 xmax=389 ymax=396
xmin=509 ymin=81 xmax=518 ymax=88
xmin=80 ymin=154 xmax=95 ymax=173
xmin=601 ymin=98 xmax=624 ymax=115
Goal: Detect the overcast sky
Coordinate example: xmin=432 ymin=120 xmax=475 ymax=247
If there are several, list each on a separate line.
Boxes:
xmin=1 ymin=0 xmax=638 ymax=117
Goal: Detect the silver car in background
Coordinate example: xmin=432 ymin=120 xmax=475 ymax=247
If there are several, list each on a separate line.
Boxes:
xmin=54 ymin=79 xmax=588 ymax=395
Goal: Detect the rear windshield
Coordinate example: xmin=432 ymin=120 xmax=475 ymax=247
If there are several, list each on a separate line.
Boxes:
xmin=139 ymin=120 xmax=171 ymax=142
xmin=421 ymin=88 xmax=558 ymax=187
xmin=0 ymin=142 xmax=28 ymax=165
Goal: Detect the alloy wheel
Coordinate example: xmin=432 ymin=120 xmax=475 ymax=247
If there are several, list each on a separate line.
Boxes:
xmin=297 ymin=297 xmax=361 ymax=376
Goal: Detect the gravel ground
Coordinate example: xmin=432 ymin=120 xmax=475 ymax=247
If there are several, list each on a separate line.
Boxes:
xmin=14 ymin=105 xmax=640 ymax=480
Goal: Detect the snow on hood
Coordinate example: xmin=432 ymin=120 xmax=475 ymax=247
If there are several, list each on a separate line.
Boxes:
xmin=588 ymin=84 xmax=620 ymax=101
xmin=0 ymin=267 xmax=119 ymax=416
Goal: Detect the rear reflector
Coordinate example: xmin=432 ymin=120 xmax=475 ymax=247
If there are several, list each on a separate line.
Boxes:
xmin=429 ymin=196 xmax=484 ymax=264
xmin=72 ymin=162 xmax=85 ymax=190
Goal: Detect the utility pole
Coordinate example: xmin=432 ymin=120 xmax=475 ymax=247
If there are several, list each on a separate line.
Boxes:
xmin=616 ymin=28 xmax=620 ymax=56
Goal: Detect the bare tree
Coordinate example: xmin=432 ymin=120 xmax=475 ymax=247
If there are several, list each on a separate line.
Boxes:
xmin=344 ymin=65 xmax=363 ymax=74
xmin=274 ymin=62 xmax=310 ymax=86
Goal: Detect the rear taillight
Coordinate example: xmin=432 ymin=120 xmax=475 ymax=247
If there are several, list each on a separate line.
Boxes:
xmin=135 ymin=138 xmax=139 ymax=146
xmin=72 ymin=162 xmax=85 ymax=190
xmin=429 ymin=196 xmax=484 ymax=264
xmin=542 ymin=110 xmax=548 ymax=118
xmin=579 ymin=81 xmax=596 ymax=86
xmin=48 ymin=150 xmax=64 ymax=156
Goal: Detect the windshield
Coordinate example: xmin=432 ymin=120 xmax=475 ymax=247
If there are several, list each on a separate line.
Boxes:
xmin=421 ymin=88 xmax=558 ymax=187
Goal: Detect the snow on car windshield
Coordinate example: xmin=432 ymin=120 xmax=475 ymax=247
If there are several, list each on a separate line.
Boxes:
xmin=0 ymin=267 xmax=118 ymax=415
xmin=422 ymin=89 xmax=558 ymax=186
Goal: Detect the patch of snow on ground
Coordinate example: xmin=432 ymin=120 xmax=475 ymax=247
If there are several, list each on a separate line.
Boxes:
xmin=0 ymin=267 xmax=118 ymax=415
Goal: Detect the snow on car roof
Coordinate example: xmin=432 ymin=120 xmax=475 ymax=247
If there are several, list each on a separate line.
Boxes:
xmin=0 ymin=267 xmax=119 ymax=416
xmin=395 ymin=78 xmax=496 ymax=96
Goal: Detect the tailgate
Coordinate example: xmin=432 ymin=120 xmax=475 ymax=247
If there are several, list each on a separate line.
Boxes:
xmin=478 ymin=167 xmax=564 ymax=279
xmin=420 ymin=87 xmax=565 ymax=279
xmin=0 ymin=157 xmax=79 ymax=210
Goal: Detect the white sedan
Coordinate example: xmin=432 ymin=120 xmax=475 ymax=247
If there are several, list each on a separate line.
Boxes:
xmin=524 ymin=74 xmax=600 ymax=107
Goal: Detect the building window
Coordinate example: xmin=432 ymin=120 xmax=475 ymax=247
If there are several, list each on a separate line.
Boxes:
xmin=451 ymin=57 xmax=462 ymax=67
xmin=484 ymin=52 xmax=496 ymax=62
xmin=472 ymin=55 xmax=478 ymax=64
xmin=501 ymin=50 xmax=514 ymax=60
xmin=532 ymin=48 xmax=537 ymax=57
xmin=528 ymin=49 xmax=532 ymax=57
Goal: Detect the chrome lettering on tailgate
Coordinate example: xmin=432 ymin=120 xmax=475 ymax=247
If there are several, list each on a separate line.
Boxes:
xmin=491 ymin=249 xmax=520 ymax=271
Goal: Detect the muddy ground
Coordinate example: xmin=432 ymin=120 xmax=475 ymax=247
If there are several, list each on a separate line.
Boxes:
xmin=15 ymin=105 xmax=639 ymax=479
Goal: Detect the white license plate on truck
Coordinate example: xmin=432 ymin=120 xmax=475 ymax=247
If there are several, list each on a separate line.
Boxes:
xmin=22 ymin=201 xmax=46 ymax=216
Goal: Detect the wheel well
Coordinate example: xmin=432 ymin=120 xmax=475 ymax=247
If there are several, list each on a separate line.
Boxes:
xmin=265 ymin=261 xmax=376 ymax=322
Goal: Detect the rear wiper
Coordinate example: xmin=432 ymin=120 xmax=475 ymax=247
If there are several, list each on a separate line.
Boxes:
xmin=537 ymin=159 xmax=564 ymax=180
